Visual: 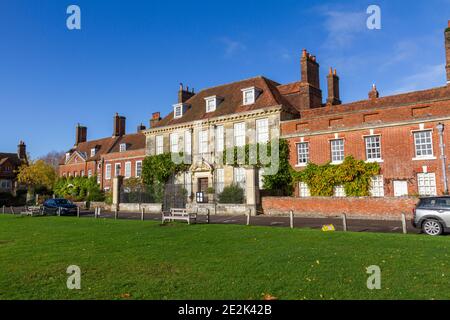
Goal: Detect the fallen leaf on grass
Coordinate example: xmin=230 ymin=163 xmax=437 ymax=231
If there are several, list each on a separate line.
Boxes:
xmin=262 ymin=293 xmax=278 ymax=301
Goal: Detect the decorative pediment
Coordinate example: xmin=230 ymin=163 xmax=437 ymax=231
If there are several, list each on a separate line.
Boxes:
xmin=66 ymin=151 xmax=87 ymax=165
xmin=190 ymin=158 xmax=214 ymax=173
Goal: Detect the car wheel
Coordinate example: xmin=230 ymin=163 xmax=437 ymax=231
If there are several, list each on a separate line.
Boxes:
xmin=422 ymin=219 xmax=443 ymax=236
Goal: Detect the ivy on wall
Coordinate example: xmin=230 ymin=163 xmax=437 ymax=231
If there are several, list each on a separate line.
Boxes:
xmin=292 ymin=156 xmax=381 ymax=197
xmin=141 ymin=153 xmax=189 ymax=186
xmin=222 ymin=139 xmax=294 ymax=196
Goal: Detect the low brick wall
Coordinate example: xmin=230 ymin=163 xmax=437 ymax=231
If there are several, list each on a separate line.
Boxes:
xmin=262 ymin=197 xmax=419 ymax=220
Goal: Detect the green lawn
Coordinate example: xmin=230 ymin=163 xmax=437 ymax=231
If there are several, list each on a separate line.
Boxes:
xmin=0 ymin=214 xmax=450 ymax=300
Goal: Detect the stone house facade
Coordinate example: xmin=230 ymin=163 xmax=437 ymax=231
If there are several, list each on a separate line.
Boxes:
xmin=144 ymin=75 xmax=307 ymax=212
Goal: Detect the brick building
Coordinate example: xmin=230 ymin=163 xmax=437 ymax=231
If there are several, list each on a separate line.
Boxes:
xmin=281 ymin=21 xmax=450 ymax=198
xmin=0 ymin=141 xmax=27 ymax=194
xmin=59 ymin=114 xmax=146 ymax=191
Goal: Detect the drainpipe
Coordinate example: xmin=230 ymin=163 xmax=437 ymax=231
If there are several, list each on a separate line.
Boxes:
xmin=437 ymin=123 xmax=448 ymax=195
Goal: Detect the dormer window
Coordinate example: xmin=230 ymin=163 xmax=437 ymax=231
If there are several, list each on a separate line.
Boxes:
xmin=204 ymin=96 xmax=223 ymax=113
xmin=173 ymin=103 xmax=189 ymax=119
xmin=241 ymin=87 xmax=261 ymax=105
xmin=119 ymin=143 xmax=127 ymax=152
xmin=65 ymin=153 xmax=71 ymax=162
xmin=90 ymin=148 xmax=96 ymax=157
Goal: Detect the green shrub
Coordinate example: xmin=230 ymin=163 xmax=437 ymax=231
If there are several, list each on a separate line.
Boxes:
xmin=53 ymin=176 xmax=104 ymax=202
xmin=218 ymin=184 xmax=245 ymax=204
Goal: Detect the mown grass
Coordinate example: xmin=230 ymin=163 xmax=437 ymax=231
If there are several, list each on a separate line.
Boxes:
xmin=0 ymin=214 xmax=449 ymax=300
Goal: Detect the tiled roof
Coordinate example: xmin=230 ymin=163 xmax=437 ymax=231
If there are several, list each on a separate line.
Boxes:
xmin=0 ymin=153 xmax=22 ymax=167
xmin=61 ymin=133 xmax=146 ymax=165
xmin=153 ymin=76 xmax=298 ymax=128
xmin=108 ymin=133 xmax=146 ymax=153
xmin=299 ymin=85 xmax=450 ymax=119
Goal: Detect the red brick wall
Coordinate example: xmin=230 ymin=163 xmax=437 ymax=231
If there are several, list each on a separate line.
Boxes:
xmin=102 ymin=149 xmax=145 ymax=190
xmin=282 ymin=95 xmax=450 ymax=197
xmin=262 ymin=196 xmax=419 ymax=220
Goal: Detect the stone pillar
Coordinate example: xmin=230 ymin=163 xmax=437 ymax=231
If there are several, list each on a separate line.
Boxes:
xmin=112 ymin=176 xmax=123 ymax=210
xmin=245 ymin=167 xmax=259 ymax=216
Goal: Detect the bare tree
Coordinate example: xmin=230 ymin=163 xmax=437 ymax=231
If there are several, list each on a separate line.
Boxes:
xmin=39 ymin=151 xmax=66 ymax=170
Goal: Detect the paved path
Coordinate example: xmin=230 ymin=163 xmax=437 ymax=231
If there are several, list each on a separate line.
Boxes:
xmin=80 ymin=211 xmax=420 ymax=234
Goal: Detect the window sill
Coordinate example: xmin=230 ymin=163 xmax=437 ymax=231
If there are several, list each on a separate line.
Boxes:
xmin=331 ymin=161 xmax=344 ymax=165
xmin=412 ymin=156 xmax=437 ymax=161
xmin=366 ymin=159 xmax=384 ymax=163
xmin=295 ymin=163 xmax=308 ymax=168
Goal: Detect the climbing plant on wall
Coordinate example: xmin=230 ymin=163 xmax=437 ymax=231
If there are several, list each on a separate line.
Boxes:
xmin=292 ymin=156 xmax=380 ymax=197
xmin=222 ymin=139 xmax=294 ymax=196
xmin=141 ymin=153 xmax=189 ymax=186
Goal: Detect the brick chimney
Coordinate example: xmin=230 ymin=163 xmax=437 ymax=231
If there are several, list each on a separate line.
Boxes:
xmin=137 ymin=123 xmax=146 ymax=132
xmin=326 ymin=68 xmax=341 ymax=105
xmin=369 ymin=84 xmax=380 ymax=100
xmin=445 ymin=21 xmax=450 ymax=84
xmin=17 ymin=140 xmax=26 ymax=161
xmin=113 ymin=113 xmax=126 ymax=137
xmin=178 ymin=83 xmax=195 ymax=103
xmin=150 ymin=112 xmax=161 ymax=128
xmin=75 ymin=123 xmax=87 ymax=145
xmin=301 ymin=49 xmax=320 ymax=89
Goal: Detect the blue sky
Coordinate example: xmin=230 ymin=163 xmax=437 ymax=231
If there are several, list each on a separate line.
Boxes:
xmin=0 ymin=0 xmax=449 ymax=158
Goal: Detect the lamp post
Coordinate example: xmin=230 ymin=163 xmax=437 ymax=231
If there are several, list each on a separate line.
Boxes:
xmin=437 ymin=123 xmax=448 ymax=195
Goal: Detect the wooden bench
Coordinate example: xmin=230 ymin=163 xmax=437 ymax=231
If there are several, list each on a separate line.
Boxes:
xmin=20 ymin=206 xmax=43 ymax=217
xmin=162 ymin=208 xmax=197 ymax=225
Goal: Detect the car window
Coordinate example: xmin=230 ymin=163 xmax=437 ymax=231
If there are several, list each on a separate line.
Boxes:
xmin=436 ymin=199 xmax=450 ymax=208
xmin=45 ymin=200 xmax=54 ymax=205
xmin=55 ymin=199 xmax=70 ymax=205
xmin=419 ymin=198 xmax=450 ymax=208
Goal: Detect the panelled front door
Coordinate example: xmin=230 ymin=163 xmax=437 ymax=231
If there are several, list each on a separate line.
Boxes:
xmin=198 ymin=178 xmax=208 ymax=193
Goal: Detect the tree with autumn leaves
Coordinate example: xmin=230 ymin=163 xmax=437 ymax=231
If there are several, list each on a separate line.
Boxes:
xmin=17 ymin=160 xmax=57 ymax=197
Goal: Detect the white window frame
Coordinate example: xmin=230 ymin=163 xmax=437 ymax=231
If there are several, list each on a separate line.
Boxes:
xmin=205 ymin=96 xmax=220 ymax=113
xmin=299 ymin=182 xmax=311 ymax=197
xmin=119 ymin=143 xmax=127 ymax=152
xmin=173 ymin=104 xmax=183 ymax=119
xmin=413 ymin=130 xmax=435 ymax=160
xmin=234 ymin=122 xmax=246 ymax=147
xmin=370 ymin=175 xmax=384 ymax=197
xmin=417 ymin=172 xmax=437 ymax=196
xmin=215 ymin=125 xmax=224 ymax=153
xmin=124 ymin=162 xmax=132 ymax=178
xmin=256 ymin=118 xmax=269 ymax=144
xmin=199 ymin=130 xmax=209 ymax=154
xmin=234 ymin=167 xmax=246 ymax=189
xmin=135 ymin=161 xmax=142 ymax=178
xmin=156 ymin=135 xmax=164 ymax=155
xmin=90 ymin=148 xmax=96 ymax=157
xmin=216 ymin=168 xmax=225 ymax=194
xmin=170 ymin=133 xmax=179 ymax=153
xmin=241 ymin=87 xmax=259 ymax=105
xmin=114 ymin=163 xmax=121 ymax=177
xmin=365 ymin=135 xmax=382 ymax=162
xmin=331 ymin=139 xmax=345 ymax=164
xmin=297 ymin=142 xmax=309 ymax=166
xmin=105 ymin=164 xmax=112 ymax=180
xmin=184 ymin=130 xmax=192 ymax=155
xmin=88 ymin=170 xmax=92 ymax=178
xmin=334 ymin=185 xmax=346 ymax=197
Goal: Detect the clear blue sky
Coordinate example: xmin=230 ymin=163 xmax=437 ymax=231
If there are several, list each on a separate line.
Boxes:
xmin=1 ymin=0 xmax=449 ymax=158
